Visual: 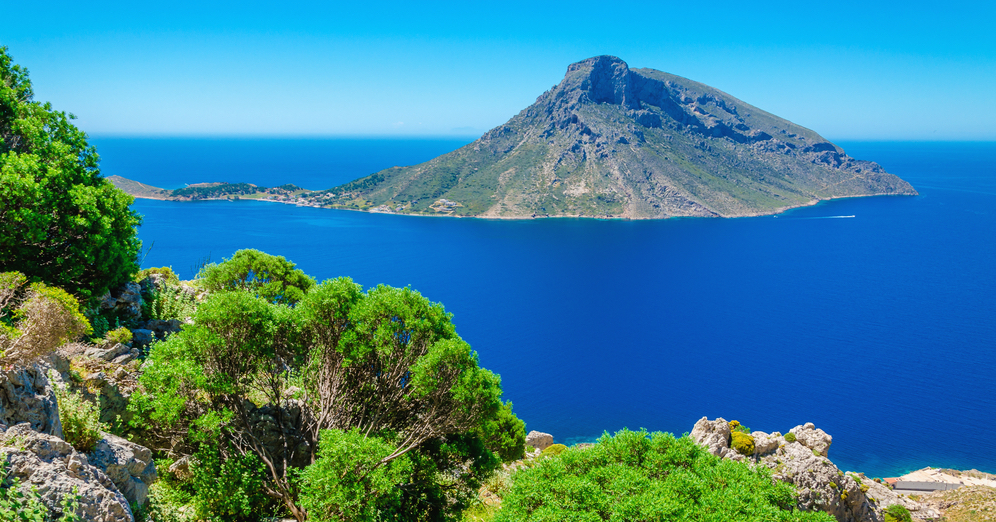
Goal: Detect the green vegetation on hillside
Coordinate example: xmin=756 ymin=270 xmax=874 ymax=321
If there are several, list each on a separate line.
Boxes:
xmin=171 ymin=182 xmax=262 ymax=199
xmin=130 ymin=251 xmax=519 ymax=521
xmin=1 ymin=47 xmax=141 ymax=300
xmin=494 ymin=429 xmax=835 ymax=522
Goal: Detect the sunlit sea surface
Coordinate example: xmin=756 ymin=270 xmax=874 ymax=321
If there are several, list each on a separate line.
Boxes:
xmin=93 ymin=137 xmax=996 ymax=477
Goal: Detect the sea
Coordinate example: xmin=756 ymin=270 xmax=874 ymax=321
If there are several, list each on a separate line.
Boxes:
xmin=92 ymin=137 xmax=996 ymax=478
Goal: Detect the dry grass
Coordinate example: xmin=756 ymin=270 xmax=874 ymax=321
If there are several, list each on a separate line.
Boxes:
xmin=922 ymin=486 xmax=996 ymax=522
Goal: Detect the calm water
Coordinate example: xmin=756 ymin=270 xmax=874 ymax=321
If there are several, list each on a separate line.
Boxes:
xmin=94 ymin=137 xmax=996 ymax=477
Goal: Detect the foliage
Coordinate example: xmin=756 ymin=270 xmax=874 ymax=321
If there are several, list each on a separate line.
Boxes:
xmin=104 ymin=326 xmax=132 ymax=346
xmin=131 ymin=259 xmax=517 ymax=521
xmin=392 ymin=432 xmax=500 ymax=522
xmin=52 ymin=376 xmax=105 ymax=452
xmin=476 ymin=400 xmax=525 ymax=462
xmin=142 ymin=459 xmax=196 ymax=522
xmin=171 ymin=182 xmax=263 ymax=199
xmin=1 ymin=273 xmax=90 ymax=366
xmin=0 ymin=47 xmax=141 ymax=301
xmin=198 ymin=249 xmax=315 ymax=305
xmin=729 ymin=420 xmax=751 ymax=434
xmin=542 ymin=444 xmax=568 ymax=457
xmin=0 ymin=461 xmax=81 ymax=521
xmin=785 ymin=432 xmax=797 ymax=442
xmin=141 ymin=279 xmax=195 ymax=322
xmin=731 ymin=431 xmax=756 ymax=456
xmin=188 ymin=444 xmax=279 ymax=520
xmin=494 ymin=429 xmax=835 ymax=522
xmin=298 ymin=428 xmax=412 ymax=522
xmin=883 ymin=504 xmax=913 ymax=522
xmin=134 ymin=266 xmax=179 ymax=285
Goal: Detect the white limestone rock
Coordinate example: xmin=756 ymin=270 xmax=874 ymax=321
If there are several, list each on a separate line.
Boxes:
xmin=525 ymin=430 xmax=554 ymax=451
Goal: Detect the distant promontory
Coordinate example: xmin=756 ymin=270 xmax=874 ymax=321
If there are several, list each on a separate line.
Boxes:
xmin=113 ymin=56 xmax=917 ymax=219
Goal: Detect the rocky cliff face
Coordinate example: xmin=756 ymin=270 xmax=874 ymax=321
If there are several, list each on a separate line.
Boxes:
xmin=328 ymin=55 xmax=916 ymax=218
xmin=690 ymin=417 xmax=925 ymax=522
xmin=1 ymin=357 xmax=159 ymax=521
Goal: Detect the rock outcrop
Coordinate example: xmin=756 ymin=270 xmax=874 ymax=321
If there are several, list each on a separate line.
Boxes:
xmin=525 ymin=430 xmax=554 ymax=451
xmin=690 ymin=417 xmax=922 ymax=522
xmin=0 ymin=363 xmax=63 ymax=438
xmin=89 ymin=432 xmax=158 ymax=507
xmin=1 ymin=359 xmax=159 ymax=520
xmin=1 ymin=423 xmax=133 ymax=522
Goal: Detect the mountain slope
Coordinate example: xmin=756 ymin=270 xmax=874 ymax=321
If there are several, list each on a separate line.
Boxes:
xmin=324 ymin=56 xmax=917 ymax=218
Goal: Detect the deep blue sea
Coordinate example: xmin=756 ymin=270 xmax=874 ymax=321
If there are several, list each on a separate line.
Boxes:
xmin=92 ymin=137 xmax=996 ymax=478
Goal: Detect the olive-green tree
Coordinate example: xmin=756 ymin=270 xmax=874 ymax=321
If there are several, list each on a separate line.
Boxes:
xmin=0 ymin=46 xmax=141 ymax=300
xmin=132 ymin=267 xmax=512 ymax=521
xmin=198 ymin=249 xmax=315 ymax=305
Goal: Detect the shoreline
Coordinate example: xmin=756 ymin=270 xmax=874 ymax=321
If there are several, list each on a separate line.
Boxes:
xmin=127 ymin=190 xmax=918 ymax=221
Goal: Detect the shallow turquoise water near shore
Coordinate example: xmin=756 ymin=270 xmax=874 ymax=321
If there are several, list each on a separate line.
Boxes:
xmin=98 ymin=138 xmax=996 ymax=477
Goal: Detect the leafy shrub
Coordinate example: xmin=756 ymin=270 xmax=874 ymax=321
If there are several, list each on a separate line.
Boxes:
xmin=541 ymin=443 xmax=567 ymax=457
xmin=104 ymin=326 xmax=132 ymax=346
xmin=883 ymin=504 xmax=912 ymax=522
xmin=731 ymin=431 xmax=756 ymax=456
xmin=298 ymin=428 xmax=412 ymax=522
xmin=142 ymin=280 xmax=195 ymax=322
xmin=52 ymin=377 xmax=105 ymax=452
xmin=142 ymin=459 xmax=196 ymax=522
xmin=729 ymin=420 xmax=751 ymax=434
xmin=1 ymin=273 xmax=90 ymax=366
xmin=188 ymin=444 xmax=277 ymax=520
xmin=135 ymin=266 xmax=179 ymax=285
xmin=477 ymin=400 xmax=526 ymax=462
xmin=785 ymin=432 xmax=797 ymax=442
xmin=495 ymin=429 xmax=834 ymax=522
xmin=198 ymin=249 xmax=315 ymax=304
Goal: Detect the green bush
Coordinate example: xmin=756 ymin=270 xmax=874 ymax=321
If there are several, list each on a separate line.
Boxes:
xmin=135 ymin=267 xmax=179 ymax=285
xmin=494 ymin=429 xmax=834 ymax=522
xmin=541 ymin=443 xmax=567 ymax=457
xmin=883 ymin=504 xmax=912 ymax=522
xmin=104 ymin=326 xmax=132 ymax=346
xmin=477 ymin=400 xmax=526 ymax=462
xmin=729 ymin=420 xmax=751 ymax=434
xmin=198 ymin=249 xmax=315 ymax=305
xmin=731 ymin=431 xmax=756 ymax=456
xmin=785 ymin=432 xmax=797 ymax=442
xmin=52 ymin=377 xmax=105 ymax=452
xmin=142 ymin=280 xmax=195 ymax=322
xmin=298 ymin=428 xmax=412 ymax=522
xmin=188 ymin=444 xmax=278 ymax=520
xmin=2 ymin=274 xmax=91 ymax=365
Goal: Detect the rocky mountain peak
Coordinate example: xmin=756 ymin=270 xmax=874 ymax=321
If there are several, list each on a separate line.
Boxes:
xmin=560 ymin=55 xmax=639 ymax=109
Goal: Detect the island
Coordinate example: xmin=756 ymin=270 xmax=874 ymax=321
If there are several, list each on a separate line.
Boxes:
xmin=112 ymin=56 xmax=917 ymax=218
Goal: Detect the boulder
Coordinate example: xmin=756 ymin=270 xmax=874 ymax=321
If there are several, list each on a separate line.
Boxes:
xmin=89 ymin=432 xmax=158 ymax=507
xmin=84 ymin=343 xmax=131 ymax=362
xmin=689 ymin=416 xmax=731 ymax=457
xmin=130 ymin=329 xmax=154 ymax=348
xmin=1 ymin=423 xmax=132 ymax=522
xmin=0 ymin=364 xmax=62 ymax=438
xmin=525 ymin=430 xmax=554 ymax=451
xmin=790 ymin=422 xmax=832 ymax=457
xmin=751 ymin=430 xmax=782 ymax=457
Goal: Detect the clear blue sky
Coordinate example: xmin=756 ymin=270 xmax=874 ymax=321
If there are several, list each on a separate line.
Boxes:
xmin=4 ymin=0 xmax=994 ymax=140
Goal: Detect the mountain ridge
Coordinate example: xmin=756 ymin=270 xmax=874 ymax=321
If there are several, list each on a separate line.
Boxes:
xmin=319 ymin=56 xmax=916 ymax=218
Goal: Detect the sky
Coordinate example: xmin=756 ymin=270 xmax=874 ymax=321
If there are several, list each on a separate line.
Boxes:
xmin=3 ymin=0 xmax=994 ymax=140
